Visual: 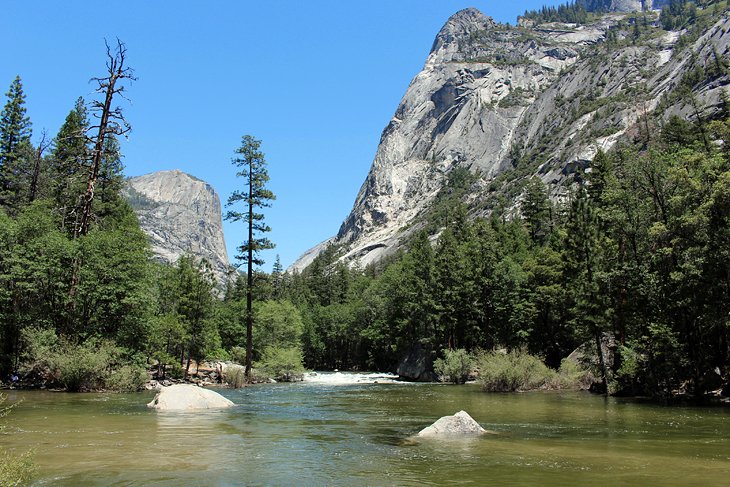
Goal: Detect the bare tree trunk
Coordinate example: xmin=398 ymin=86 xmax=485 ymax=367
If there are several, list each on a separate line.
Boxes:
xmin=28 ymin=130 xmax=48 ymax=203
xmin=595 ymin=331 xmax=609 ymax=395
xmin=76 ymin=40 xmax=133 ymax=238
xmin=68 ymin=39 xmax=134 ymax=308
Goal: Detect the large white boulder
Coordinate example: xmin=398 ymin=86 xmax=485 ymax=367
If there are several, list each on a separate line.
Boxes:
xmin=417 ymin=410 xmax=486 ymax=437
xmin=147 ymin=384 xmax=235 ymax=410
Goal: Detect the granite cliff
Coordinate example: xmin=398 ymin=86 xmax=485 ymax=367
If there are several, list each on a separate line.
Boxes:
xmin=124 ymin=170 xmax=231 ymax=286
xmin=292 ymin=2 xmax=730 ymax=271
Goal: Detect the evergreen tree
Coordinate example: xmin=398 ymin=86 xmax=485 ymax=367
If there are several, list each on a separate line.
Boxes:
xmin=175 ymin=256 xmax=216 ymax=378
xmin=225 ymin=135 xmax=275 ymax=379
xmin=271 ymin=254 xmax=284 ymax=299
xmin=0 ymin=76 xmax=33 ymax=210
xmin=521 ymin=177 xmax=552 ymax=244
xmin=50 ymin=97 xmax=90 ymax=232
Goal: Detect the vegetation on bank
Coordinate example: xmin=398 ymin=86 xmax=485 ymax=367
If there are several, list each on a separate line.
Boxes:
xmin=0 ymin=394 xmax=35 ymax=486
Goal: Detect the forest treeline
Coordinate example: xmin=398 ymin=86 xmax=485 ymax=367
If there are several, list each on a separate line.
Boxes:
xmin=1 ymin=60 xmax=729 ymax=398
xmin=276 ymin=110 xmax=730 ymax=400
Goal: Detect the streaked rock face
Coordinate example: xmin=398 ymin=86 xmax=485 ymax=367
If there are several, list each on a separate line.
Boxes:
xmin=124 ymin=170 xmax=231 ymax=287
xmin=291 ymin=6 xmax=729 ymax=272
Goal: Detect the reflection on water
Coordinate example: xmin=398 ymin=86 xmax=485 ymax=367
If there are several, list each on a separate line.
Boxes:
xmin=2 ymin=380 xmax=730 ymax=486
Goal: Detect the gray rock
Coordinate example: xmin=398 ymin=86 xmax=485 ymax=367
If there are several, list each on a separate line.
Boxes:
xmin=417 ymin=410 xmax=487 ymax=437
xmin=397 ymin=344 xmax=435 ymax=382
xmin=292 ymin=8 xmax=730 ymax=272
xmin=124 ymin=170 xmax=232 ymax=288
xmin=147 ymin=384 xmax=235 ymax=410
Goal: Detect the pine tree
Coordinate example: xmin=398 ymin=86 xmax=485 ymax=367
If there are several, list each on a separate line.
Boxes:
xmin=271 ymin=254 xmax=284 ymax=299
xmin=0 ymin=76 xmax=33 ymax=210
xmin=225 ymin=135 xmax=276 ymax=379
xmin=50 ymin=97 xmax=90 ymax=231
xmin=521 ymin=177 xmax=552 ymax=245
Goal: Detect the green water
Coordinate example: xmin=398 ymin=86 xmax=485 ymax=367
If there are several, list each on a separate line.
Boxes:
xmin=2 ymin=376 xmax=730 ymax=486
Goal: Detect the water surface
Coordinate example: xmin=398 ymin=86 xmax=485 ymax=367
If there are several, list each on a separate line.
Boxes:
xmin=2 ymin=373 xmax=730 ymax=486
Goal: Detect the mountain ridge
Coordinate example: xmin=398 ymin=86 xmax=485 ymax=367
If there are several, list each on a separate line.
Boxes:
xmin=291 ymin=3 xmax=730 ymax=272
xmin=124 ymin=169 xmax=232 ymax=286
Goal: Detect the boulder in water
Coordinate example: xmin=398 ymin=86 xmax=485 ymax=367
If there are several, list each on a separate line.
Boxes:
xmin=147 ymin=384 xmax=234 ymax=410
xmin=397 ymin=343 xmax=436 ymax=382
xmin=417 ymin=410 xmax=486 ymax=437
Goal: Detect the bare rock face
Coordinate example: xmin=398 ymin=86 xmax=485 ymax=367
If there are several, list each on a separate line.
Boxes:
xmin=417 ymin=410 xmax=487 ymax=437
xmin=124 ymin=170 xmax=231 ymax=287
xmin=147 ymin=384 xmax=235 ymax=410
xmin=291 ymin=6 xmax=730 ymax=272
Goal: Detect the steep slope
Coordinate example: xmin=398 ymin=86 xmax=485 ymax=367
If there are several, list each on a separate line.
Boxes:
xmin=124 ymin=170 xmax=231 ymax=286
xmin=292 ymin=4 xmax=730 ymax=271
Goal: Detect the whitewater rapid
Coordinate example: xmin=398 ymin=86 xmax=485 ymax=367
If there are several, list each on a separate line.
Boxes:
xmin=302 ymin=371 xmax=400 ymax=385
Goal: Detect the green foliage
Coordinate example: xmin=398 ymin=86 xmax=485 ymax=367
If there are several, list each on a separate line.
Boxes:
xmin=252 ymin=300 xmax=304 ymax=359
xmin=433 ymin=348 xmax=474 ymax=384
xmin=0 ymin=394 xmax=35 ymax=486
xmin=477 ymin=349 xmax=556 ymax=392
xmin=522 ymin=1 xmax=591 ymax=25
xmin=19 ymin=328 xmax=147 ymax=392
xmin=224 ymin=364 xmax=246 ymax=388
xmin=225 ymin=135 xmax=276 ymax=267
xmin=104 ymin=365 xmax=149 ymax=393
xmin=0 ymin=76 xmax=34 ymax=212
xmin=225 ymin=135 xmax=276 ymax=380
xmin=255 ymin=346 xmax=305 ymax=382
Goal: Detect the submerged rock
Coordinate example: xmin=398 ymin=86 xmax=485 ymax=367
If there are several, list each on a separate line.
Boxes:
xmin=417 ymin=410 xmax=487 ymax=437
xmin=147 ymin=384 xmax=235 ymax=410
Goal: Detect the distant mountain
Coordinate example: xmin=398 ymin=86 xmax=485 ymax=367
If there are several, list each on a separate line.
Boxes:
xmin=124 ymin=170 xmax=231 ymax=286
xmin=292 ymin=3 xmax=730 ymax=271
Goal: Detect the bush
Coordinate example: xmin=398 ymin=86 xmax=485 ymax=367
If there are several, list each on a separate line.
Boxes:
xmin=255 ymin=346 xmax=305 ymax=382
xmin=477 ymin=349 xmax=556 ymax=392
xmin=19 ymin=328 xmax=147 ymax=392
xmin=104 ymin=365 xmax=149 ymax=392
xmin=553 ymin=358 xmax=592 ymax=390
xmin=0 ymin=393 xmax=36 ymax=486
xmin=434 ymin=349 xmax=474 ymax=384
xmin=223 ymin=364 xmax=246 ymax=388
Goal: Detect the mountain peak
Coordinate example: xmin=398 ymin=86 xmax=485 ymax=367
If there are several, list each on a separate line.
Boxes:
xmin=431 ymin=7 xmax=496 ymax=54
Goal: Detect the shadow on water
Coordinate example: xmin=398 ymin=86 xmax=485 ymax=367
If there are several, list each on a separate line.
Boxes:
xmin=3 ymin=379 xmax=730 ymax=486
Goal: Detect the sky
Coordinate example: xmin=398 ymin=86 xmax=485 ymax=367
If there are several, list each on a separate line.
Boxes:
xmin=0 ymin=1 xmax=565 ymax=271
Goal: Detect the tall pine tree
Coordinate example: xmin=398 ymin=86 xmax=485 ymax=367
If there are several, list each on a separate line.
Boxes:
xmin=225 ymin=135 xmax=275 ymax=379
xmin=0 ymin=76 xmax=33 ymax=211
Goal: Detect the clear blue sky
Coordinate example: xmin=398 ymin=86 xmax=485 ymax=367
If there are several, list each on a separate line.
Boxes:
xmin=0 ymin=1 xmax=564 ymax=271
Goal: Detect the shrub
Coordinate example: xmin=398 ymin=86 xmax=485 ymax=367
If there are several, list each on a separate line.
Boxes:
xmin=553 ymin=358 xmax=593 ymax=390
xmin=223 ymin=364 xmax=246 ymax=388
xmin=255 ymin=346 xmax=305 ymax=382
xmin=0 ymin=393 xmax=36 ymax=486
xmin=477 ymin=349 xmax=556 ymax=392
xmin=105 ymin=365 xmax=149 ymax=392
xmin=434 ymin=349 xmax=474 ymax=384
xmin=19 ymin=328 xmax=147 ymax=392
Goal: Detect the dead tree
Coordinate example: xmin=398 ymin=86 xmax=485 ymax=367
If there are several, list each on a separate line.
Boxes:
xmin=75 ymin=39 xmax=135 ymax=238
xmin=67 ymin=39 xmax=135 ymax=314
xmin=28 ymin=129 xmax=50 ymax=203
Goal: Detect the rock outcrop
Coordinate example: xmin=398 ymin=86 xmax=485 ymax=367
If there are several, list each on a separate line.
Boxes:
xmin=147 ymin=384 xmax=235 ymax=410
xmin=124 ymin=170 xmax=231 ymax=287
xmin=291 ymin=5 xmax=730 ymax=271
xmin=417 ymin=410 xmax=487 ymax=437
xmin=396 ymin=344 xmax=436 ymax=382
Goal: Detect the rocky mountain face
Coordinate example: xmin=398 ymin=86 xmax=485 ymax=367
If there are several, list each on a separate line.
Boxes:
xmin=124 ymin=170 xmax=231 ymax=286
xmin=292 ymin=3 xmax=730 ymax=271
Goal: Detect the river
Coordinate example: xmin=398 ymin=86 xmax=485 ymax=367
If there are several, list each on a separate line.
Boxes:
xmin=2 ymin=372 xmax=730 ymax=486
